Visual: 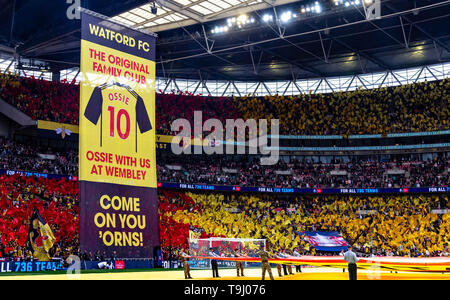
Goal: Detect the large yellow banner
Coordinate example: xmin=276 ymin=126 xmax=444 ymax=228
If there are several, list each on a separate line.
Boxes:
xmin=79 ymin=39 xmax=156 ymax=188
xmin=79 ymin=10 xmax=159 ymax=258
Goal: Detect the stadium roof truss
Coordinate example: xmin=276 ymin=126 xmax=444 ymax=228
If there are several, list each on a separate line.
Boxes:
xmin=149 ymin=0 xmax=450 ymax=81
xmin=1 ymin=0 xmax=449 ymax=86
xmin=111 ymin=0 xmax=302 ymax=33
xmin=151 ymin=61 xmax=450 ymax=96
xmin=2 ymin=58 xmax=447 ymax=97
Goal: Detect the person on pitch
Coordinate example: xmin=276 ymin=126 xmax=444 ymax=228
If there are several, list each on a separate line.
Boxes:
xmin=279 ymin=249 xmax=289 ymax=275
xmin=179 ymin=248 xmax=193 ymax=279
xmin=234 ymin=248 xmax=245 ymax=277
xmin=274 ymin=250 xmax=284 ymax=277
xmin=209 ymin=247 xmax=220 ymax=278
xmin=285 ymin=249 xmax=294 ymax=275
xmin=258 ymin=245 xmax=274 ymax=280
xmin=344 ymin=246 xmax=359 ymax=280
xmin=293 ymin=247 xmax=302 ymax=273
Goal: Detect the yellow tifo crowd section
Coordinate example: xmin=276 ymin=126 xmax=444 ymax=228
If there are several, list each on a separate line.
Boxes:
xmin=161 ymin=192 xmax=450 ymax=257
xmin=234 ymin=78 xmax=450 ymax=135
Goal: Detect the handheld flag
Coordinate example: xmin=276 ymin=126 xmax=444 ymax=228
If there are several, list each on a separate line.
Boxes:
xmin=27 ymin=209 xmax=56 ymax=261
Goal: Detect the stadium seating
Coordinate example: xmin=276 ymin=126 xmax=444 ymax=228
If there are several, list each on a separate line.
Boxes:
xmin=1 ymin=73 xmax=449 ymax=135
xmin=156 ymin=92 xmax=240 ymax=136
xmin=160 ymin=191 xmax=450 ymax=258
xmin=0 ymin=174 xmax=78 ymax=259
xmin=158 ymin=155 xmax=449 ymax=188
xmin=234 ymin=79 xmax=450 ymax=135
xmin=0 ymin=137 xmax=78 ymax=176
xmin=0 ymin=73 xmax=79 ymax=125
xmin=2 ymin=179 xmax=448 ymax=260
xmin=158 ymin=190 xmax=208 ymax=258
xmin=0 ymin=73 xmax=449 ymax=262
xmin=1 ymin=137 xmax=449 ymax=188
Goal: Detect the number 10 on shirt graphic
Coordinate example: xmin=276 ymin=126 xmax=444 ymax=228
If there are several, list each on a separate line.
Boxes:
xmin=78 ymin=10 xmax=159 ymax=258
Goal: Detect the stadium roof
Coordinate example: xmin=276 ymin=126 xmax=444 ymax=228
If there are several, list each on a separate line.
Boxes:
xmin=111 ymin=0 xmax=301 ymax=33
xmin=0 ymin=0 xmax=449 ymax=82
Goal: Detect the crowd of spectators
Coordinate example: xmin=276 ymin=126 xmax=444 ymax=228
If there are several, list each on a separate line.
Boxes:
xmin=0 ymin=73 xmax=240 ymax=132
xmin=1 ymin=72 xmax=449 ymax=136
xmin=233 ymin=79 xmax=450 ymax=135
xmin=161 ymin=191 xmax=449 ymax=258
xmin=0 ymin=73 xmax=79 ymax=124
xmin=158 ymin=154 xmax=450 ymax=188
xmin=0 ymin=168 xmax=448 ymax=260
xmin=75 ymin=249 xmax=118 ymax=262
xmin=159 ymin=190 xmax=206 ymax=260
xmin=1 ymin=136 xmax=448 ymax=188
xmin=0 ymin=174 xmax=78 ymax=260
xmin=1 ymin=72 xmax=450 ymax=261
xmin=0 ymin=137 xmax=78 ymax=176
xmin=155 ymin=91 xmax=240 ymax=136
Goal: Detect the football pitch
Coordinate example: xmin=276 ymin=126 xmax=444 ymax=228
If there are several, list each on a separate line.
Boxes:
xmin=0 ymin=267 xmax=448 ymax=280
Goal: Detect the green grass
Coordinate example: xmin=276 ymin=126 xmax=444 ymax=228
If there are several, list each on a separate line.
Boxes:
xmin=0 ymin=267 xmax=182 ymax=277
xmin=0 ymin=267 xmax=261 ymax=277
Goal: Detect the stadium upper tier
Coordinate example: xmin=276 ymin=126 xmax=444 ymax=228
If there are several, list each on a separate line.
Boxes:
xmin=0 ymin=73 xmax=448 ymax=136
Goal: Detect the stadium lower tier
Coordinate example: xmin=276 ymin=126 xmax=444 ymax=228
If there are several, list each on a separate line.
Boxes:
xmin=0 ymin=175 xmax=448 ymax=261
xmin=1 ymin=136 xmax=449 ymax=189
xmin=191 ymin=256 xmax=450 ymax=273
xmin=0 ymin=175 xmax=78 ymax=259
xmin=159 ymin=190 xmax=449 ymax=258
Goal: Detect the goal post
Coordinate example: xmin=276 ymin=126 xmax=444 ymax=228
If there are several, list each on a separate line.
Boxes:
xmin=187 ymin=237 xmax=266 ymax=269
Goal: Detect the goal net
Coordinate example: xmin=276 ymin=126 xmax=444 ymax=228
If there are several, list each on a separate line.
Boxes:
xmin=187 ymin=237 xmax=266 ymax=269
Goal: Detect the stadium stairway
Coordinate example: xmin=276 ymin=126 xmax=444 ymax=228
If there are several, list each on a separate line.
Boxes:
xmin=0 ymin=97 xmax=36 ymax=127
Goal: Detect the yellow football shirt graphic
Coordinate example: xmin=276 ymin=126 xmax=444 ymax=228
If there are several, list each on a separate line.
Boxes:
xmin=84 ymin=82 xmax=152 ymax=153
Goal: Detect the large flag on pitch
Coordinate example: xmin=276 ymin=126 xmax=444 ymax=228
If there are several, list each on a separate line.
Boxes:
xmin=27 ymin=209 xmax=56 ymax=261
xmin=189 ymin=226 xmax=203 ymax=242
xmin=299 ymin=231 xmax=349 ymax=252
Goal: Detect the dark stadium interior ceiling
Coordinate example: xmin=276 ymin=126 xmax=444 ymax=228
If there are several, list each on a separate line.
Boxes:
xmin=0 ymin=0 xmax=449 ymax=81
